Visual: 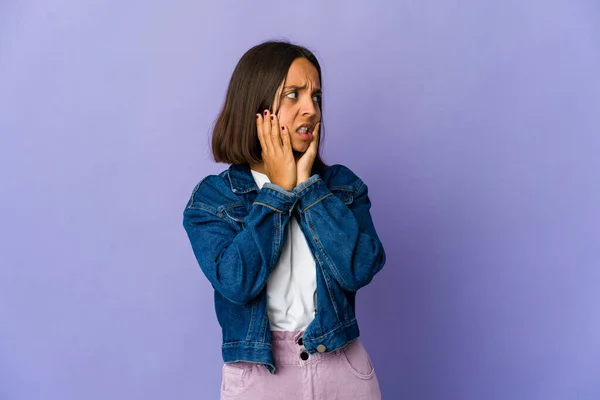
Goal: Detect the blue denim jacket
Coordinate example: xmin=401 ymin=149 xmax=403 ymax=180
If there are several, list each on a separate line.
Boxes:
xmin=182 ymin=163 xmax=386 ymax=373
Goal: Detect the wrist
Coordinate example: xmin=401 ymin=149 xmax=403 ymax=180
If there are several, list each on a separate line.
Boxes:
xmin=271 ymin=177 xmax=296 ymax=191
xmin=297 ymin=174 xmax=310 ymax=186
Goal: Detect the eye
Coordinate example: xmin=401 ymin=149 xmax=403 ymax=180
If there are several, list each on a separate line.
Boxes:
xmin=285 ymin=91 xmax=297 ymax=99
xmin=312 ymin=94 xmax=321 ymax=103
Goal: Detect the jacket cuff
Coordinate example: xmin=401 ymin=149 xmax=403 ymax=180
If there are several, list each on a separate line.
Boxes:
xmin=253 ymin=183 xmax=298 ymax=213
xmin=294 ymin=175 xmax=332 ymax=212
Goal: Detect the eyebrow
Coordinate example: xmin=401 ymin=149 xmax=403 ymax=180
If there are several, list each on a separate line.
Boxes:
xmin=283 ymin=85 xmax=322 ymax=94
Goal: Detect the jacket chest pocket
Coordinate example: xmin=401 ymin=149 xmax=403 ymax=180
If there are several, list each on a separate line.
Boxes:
xmin=220 ymin=203 xmax=248 ymax=231
xmin=331 ymin=186 xmax=354 ymax=205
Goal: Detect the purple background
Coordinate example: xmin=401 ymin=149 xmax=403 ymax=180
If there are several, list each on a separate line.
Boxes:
xmin=1 ymin=1 xmax=599 ymax=399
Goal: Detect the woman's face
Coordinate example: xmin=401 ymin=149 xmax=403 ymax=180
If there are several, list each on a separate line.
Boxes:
xmin=273 ymin=58 xmax=322 ymax=154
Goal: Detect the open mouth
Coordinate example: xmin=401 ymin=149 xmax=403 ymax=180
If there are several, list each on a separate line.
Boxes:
xmin=295 ymin=124 xmax=313 ymax=140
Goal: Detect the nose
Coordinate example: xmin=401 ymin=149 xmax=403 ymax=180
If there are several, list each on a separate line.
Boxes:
xmin=300 ymin=94 xmax=317 ymax=117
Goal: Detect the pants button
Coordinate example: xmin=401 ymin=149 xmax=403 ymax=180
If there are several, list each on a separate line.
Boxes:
xmin=300 ymin=351 xmax=309 ymax=361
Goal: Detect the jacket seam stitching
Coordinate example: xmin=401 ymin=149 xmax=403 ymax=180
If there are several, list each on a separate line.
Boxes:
xmin=222 ymin=341 xmax=273 ymax=346
xmin=185 ymin=177 xmax=209 ymax=209
xmin=186 ymin=202 xmax=220 ymax=218
xmin=309 ymin=318 xmax=358 ymax=341
xmin=302 ymin=192 xmax=333 ymax=212
xmin=306 ymin=212 xmax=348 ymax=309
xmin=263 ymin=185 xmax=296 ymax=198
xmin=253 ymin=201 xmax=284 ymax=213
xmin=307 ymin=210 xmax=349 ymax=289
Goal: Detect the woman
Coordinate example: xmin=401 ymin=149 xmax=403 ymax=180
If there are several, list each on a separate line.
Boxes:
xmin=183 ymin=41 xmax=386 ymax=399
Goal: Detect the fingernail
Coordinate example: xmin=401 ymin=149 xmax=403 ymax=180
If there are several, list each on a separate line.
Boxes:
xmin=282 ymin=126 xmax=285 ymax=130
xmin=270 ymin=115 xmax=274 ymax=120
xmin=256 ymin=114 xmax=260 ymax=119
xmin=264 ymin=110 xmax=268 ymax=115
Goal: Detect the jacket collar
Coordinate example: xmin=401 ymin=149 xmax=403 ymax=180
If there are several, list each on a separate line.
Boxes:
xmin=227 ymin=163 xmax=259 ymax=194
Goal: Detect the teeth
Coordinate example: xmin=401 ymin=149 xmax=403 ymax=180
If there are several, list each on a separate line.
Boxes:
xmin=297 ymin=127 xmax=308 ymax=133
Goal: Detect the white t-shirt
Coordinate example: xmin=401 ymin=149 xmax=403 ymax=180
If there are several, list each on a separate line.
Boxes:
xmin=250 ymin=169 xmax=317 ymax=331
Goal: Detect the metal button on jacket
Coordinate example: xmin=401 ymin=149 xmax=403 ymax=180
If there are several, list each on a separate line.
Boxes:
xmin=317 ymin=344 xmax=327 ymax=353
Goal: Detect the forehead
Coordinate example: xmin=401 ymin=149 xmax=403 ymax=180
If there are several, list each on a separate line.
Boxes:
xmin=285 ymin=58 xmax=320 ymax=87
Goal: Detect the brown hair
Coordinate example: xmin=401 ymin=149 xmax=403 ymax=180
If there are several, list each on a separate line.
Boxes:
xmin=211 ymin=41 xmax=327 ymax=174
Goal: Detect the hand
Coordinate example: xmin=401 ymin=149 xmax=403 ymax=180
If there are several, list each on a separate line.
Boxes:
xmin=296 ymin=122 xmax=320 ymax=186
xmin=256 ymin=110 xmax=297 ymax=191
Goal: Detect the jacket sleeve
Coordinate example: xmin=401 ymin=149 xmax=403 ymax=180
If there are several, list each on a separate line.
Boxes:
xmin=294 ymin=168 xmax=386 ymax=291
xmin=183 ymin=179 xmax=297 ymax=304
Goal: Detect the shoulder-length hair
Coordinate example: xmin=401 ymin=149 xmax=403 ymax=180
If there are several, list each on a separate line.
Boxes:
xmin=211 ymin=41 xmax=327 ymax=174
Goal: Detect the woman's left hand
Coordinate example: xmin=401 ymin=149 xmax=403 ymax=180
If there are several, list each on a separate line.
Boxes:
xmin=296 ymin=123 xmax=320 ymax=186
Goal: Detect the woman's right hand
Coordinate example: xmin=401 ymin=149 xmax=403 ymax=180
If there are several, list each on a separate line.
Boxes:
xmin=256 ymin=110 xmax=297 ymax=191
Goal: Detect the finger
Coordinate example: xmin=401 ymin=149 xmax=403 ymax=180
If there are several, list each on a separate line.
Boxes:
xmin=255 ymin=113 xmax=268 ymax=152
xmin=270 ymin=112 xmax=283 ymax=151
xmin=261 ymin=110 xmax=273 ymax=152
xmin=310 ymin=123 xmax=321 ymax=151
xmin=280 ymin=125 xmax=292 ymax=153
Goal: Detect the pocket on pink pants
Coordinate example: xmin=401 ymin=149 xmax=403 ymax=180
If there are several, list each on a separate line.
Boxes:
xmin=341 ymin=339 xmax=376 ymax=379
xmin=221 ymin=362 xmax=255 ymax=397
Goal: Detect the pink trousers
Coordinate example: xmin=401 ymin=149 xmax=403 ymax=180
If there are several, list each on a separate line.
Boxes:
xmin=220 ymin=331 xmax=381 ymax=399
